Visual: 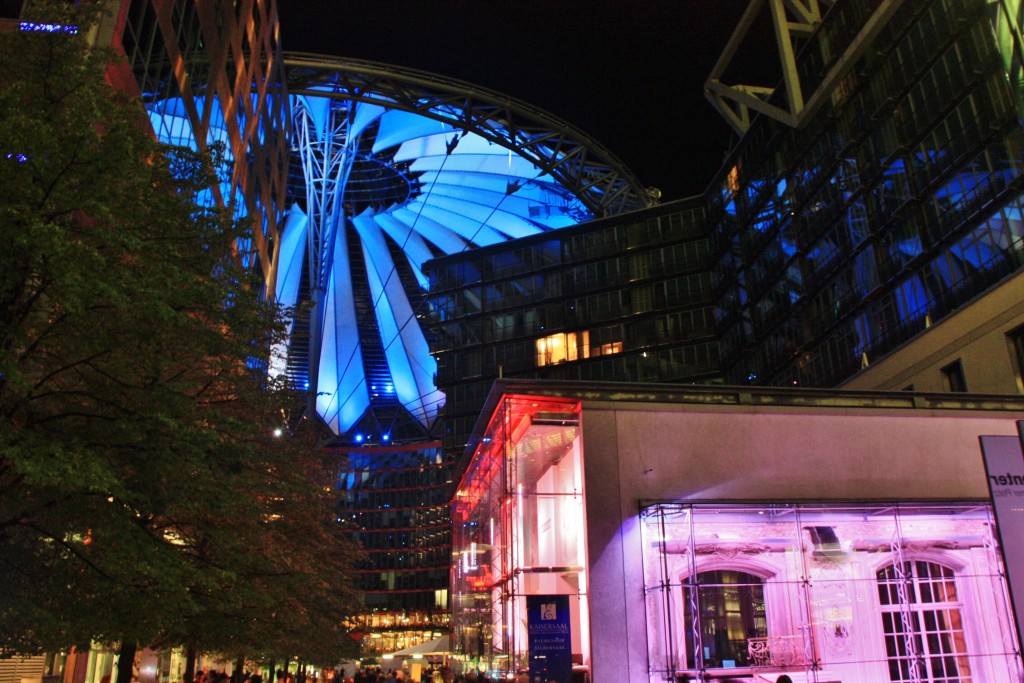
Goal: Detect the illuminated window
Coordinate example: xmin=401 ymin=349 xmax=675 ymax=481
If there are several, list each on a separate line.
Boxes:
xmin=684 ymin=570 xmax=767 ymax=669
xmin=877 ymin=561 xmax=971 ymax=682
xmin=585 ymin=325 xmax=623 ymax=358
xmin=727 ymin=164 xmax=741 ymax=194
xmin=536 ymin=331 xmax=587 ymax=366
xmin=536 ymin=333 xmax=565 ymax=366
xmin=593 ymin=341 xmax=623 ymax=356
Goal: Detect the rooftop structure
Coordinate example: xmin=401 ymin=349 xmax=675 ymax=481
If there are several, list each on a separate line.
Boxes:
xmin=275 ymin=54 xmax=651 ymax=443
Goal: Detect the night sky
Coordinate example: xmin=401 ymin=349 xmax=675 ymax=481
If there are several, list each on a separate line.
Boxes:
xmin=278 ymin=0 xmax=776 ymax=202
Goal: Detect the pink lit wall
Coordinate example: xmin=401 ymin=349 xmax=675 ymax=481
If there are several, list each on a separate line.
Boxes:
xmin=578 ymin=401 xmax=1024 ymax=683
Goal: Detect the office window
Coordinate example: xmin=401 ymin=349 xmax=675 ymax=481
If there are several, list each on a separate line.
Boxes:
xmin=941 ymin=360 xmax=967 ymax=392
xmin=536 ymin=332 xmax=585 ymax=366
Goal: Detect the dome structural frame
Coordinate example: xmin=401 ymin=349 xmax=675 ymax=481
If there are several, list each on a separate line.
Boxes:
xmin=278 ymin=54 xmax=651 ymax=441
xmin=284 ymin=53 xmax=650 ymax=218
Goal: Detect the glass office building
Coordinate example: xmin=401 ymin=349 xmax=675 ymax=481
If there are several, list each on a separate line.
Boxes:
xmin=328 ymin=441 xmax=452 ymax=656
xmin=111 ymin=0 xmax=292 ymax=294
xmin=425 ymin=198 xmax=719 ymax=458
xmin=708 ymin=0 xmax=1024 ymax=388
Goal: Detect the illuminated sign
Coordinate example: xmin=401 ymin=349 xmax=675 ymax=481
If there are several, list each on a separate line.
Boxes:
xmin=527 ymin=594 xmax=572 ymax=683
xmin=20 ymin=22 xmax=78 ymax=34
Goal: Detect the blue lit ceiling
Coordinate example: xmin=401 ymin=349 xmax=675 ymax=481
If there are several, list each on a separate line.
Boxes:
xmin=277 ymin=55 xmax=650 ymax=441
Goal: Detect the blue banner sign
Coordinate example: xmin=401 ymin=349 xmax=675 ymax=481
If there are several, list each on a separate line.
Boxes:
xmin=526 ymin=594 xmax=573 ymax=683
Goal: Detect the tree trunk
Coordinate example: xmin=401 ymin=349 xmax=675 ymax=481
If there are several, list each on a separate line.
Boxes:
xmin=116 ymin=641 xmax=137 ymax=683
xmin=183 ymin=643 xmax=197 ymax=683
xmin=233 ymin=657 xmax=245 ymax=683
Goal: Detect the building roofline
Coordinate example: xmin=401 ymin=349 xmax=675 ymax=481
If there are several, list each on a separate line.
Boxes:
xmin=282 ymin=52 xmax=651 ymax=218
xmin=424 ymin=195 xmax=706 ymax=270
xmin=486 ymin=377 xmax=1024 ymax=412
xmin=456 ymin=378 xmax=1024 ymax=472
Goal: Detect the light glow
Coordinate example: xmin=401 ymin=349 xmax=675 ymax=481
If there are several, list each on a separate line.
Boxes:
xmin=20 ymin=22 xmax=78 ymax=33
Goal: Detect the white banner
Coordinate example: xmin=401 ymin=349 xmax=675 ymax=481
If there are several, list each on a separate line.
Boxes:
xmin=980 ymin=431 xmax=1024 ymax=653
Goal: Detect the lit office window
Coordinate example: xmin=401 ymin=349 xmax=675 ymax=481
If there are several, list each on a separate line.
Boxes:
xmin=534 ymin=331 xmax=621 ymax=366
xmin=593 ymin=341 xmax=623 ymax=356
xmin=536 ymin=331 xmax=586 ymax=366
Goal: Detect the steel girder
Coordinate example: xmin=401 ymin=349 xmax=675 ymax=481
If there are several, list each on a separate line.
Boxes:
xmin=283 ymin=53 xmax=651 ymax=218
xmin=705 ymin=0 xmax=901 ymax=135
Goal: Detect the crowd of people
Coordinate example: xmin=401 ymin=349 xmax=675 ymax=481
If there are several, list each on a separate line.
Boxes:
xmin=188 ymin=664 xmax=575 ymax=683
xmin=331 ymin=665 xmax=452 ymax=683
xmin=193 ymin=671 xmax=262 ymax=683
xmin=336 ymin=667 xmax=564 ymax=683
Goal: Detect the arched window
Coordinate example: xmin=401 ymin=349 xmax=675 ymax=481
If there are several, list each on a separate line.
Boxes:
xmin=877 ymin=560 xmax=971 ymax=682
xmin=683 ymin=569 xmax=767 ymax=669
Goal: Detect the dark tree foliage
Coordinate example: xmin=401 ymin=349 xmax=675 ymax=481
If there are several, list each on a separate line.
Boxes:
xmin=0 ymin=1 xmax=363 ymax=666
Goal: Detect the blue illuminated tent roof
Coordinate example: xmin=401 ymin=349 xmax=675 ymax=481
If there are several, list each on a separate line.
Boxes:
xmin=278 ymin=54 xmax=650 ymax=441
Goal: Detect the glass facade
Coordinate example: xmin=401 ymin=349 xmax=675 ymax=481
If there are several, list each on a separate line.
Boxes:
xmin=642 ymin=502 xmax=1021 ymax=682
xmin=426 ymin=199 xmax=719 ymax=456
xmin=451 ymin=395 xmax=588 ymax=680
xmin=710 ymin=0 xmax=1024 ymax=387
xmin=115 ymin=0 xmax=291 ymax=289
xmin=329 ymin=442 xmax=452 ymax=655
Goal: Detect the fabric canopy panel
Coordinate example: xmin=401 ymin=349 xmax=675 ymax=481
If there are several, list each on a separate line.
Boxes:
xmin=282 ymin=56 xmax=649 ymax=441
xmin=382 ymin=636 xmax=450 ymax=658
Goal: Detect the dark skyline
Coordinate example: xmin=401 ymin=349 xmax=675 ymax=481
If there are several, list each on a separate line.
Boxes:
xmin=279 ymin=0 xmax=772 ymax=202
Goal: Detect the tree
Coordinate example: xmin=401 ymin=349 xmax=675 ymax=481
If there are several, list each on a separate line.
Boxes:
xmin=0 ymin=1 xmax=363 ymax=664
